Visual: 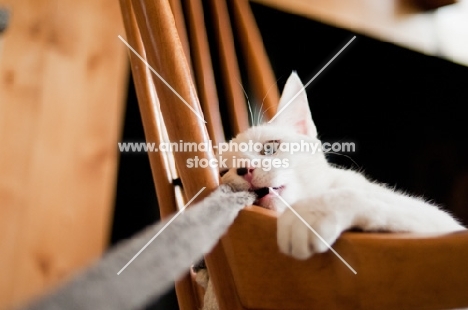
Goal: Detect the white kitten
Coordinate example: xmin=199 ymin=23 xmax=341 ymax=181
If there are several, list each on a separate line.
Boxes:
xmin=220 ymin=71 xmax=465 ymax=260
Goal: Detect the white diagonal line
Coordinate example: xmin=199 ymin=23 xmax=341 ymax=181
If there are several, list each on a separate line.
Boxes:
xmin=117 ymin=187 xmax=206 ymax=275
xmin=118 ymin=35 xmax=206 ymax=123
xmin=270 ymin=188 xmax=357 ymax=274
xmin=269 ymin=36 xmax=356 ymax=123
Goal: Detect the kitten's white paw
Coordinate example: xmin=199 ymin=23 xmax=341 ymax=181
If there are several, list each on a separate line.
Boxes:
xmin=277 ymin=200 xmax=344 ymax=260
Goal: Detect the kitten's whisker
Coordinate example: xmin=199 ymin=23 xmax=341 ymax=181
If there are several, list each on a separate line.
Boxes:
xmin=237 ymin=80 xmax=254 ymax=126
xmin=257 ymin=101 xmax=264 ymax=126
xmin=260 ymin=106 xmax=274 ymax=124
xmin=325 ymin=151 xmax=360 ymax=169
xmin=261 ymin=78 xmax=280 ymax=105
xmin=259 ymin=76 xmax=282 ymax=124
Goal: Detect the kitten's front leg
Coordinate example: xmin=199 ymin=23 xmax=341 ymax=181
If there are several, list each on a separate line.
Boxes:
xmin=277 ymin=188 xmax=465 ymax=260
xmin=277 ymin=192 xmax=356 ymax=260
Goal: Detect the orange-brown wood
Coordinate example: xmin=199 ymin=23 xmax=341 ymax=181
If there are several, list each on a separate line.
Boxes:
xmin=186 ymin=0 xmax=225 ymax=145
xmin=129 ymin=0 xmax=240 ymax=309
xmin=190 ymin=269 xmax=206 ymax=307
xmin=223 ymin=206 xmax=468 ymax=310
xmin=119 ymin=1 xmax=199 ymax=309
xmin=168 ymin=0 xmax=192 ymax=72
xmin=131 ymin=0 xmax=218 ymax=199
xmin=129 ymin=0 xmax=249 ymax=308
xmin=208 ymin=0 xmax=249 ymax=135
xmin=230 ymin=0 xmax=280 ymax=121
xmin=0 ymin=0 xmax=127 ymax=308
xmin=206 ymin=245 xmax=246 ymax=309
xmin=119 ymin=0 xmax=178 ymax=218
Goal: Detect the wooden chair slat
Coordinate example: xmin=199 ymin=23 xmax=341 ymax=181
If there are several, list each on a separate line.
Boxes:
xmin=119 ymin=0 xmax=177 ymax=217
xmin=186 ymin=0 xmax=225 ymax=145
xmin=231 ymin=0 xmax=280 ymax=122
xmin=128 ymin=1 xmax=243 ymax=309
xmin=208 ymin=0 xmax=249 ymax=135
xmin=130 ymin=0 xmax=218 ymax=198
xmin=120 ymin=1 xmax=202 ymax=309
xmin=168 ymin=0 xmax=193 ymax=72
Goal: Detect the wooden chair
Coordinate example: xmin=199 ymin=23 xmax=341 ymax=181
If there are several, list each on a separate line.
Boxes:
xmin=119 ymin=0 xmax=468 ymax=309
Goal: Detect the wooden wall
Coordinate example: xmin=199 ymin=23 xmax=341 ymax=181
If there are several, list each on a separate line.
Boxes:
xmin=0 ymin=0 xmax=128 ymax=308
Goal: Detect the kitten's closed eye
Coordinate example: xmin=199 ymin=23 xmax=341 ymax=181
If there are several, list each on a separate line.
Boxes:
xmin=219 ymin=169 xmax=228 ymax=177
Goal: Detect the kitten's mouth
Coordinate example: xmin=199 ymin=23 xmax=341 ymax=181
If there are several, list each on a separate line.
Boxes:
xmin=249 ymin=186 xmax=284 ymax=206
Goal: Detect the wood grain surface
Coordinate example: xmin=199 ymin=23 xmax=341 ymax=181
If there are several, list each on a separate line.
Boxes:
xmin=0 ymin=0 xmax=127 ymax=308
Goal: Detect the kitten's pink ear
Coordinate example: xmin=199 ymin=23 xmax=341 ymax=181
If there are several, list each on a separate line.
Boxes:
xmin=268 ymin=72 xmax=317 ymax=137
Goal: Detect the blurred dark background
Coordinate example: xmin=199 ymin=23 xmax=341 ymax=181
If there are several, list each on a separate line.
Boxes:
xmin=110 ymin=2 xmax=468 ymax=309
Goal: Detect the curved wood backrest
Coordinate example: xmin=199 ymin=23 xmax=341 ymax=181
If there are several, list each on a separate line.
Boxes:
xmin=120 ymin=0 xmax=280 ymax=309
xmin=119 ymin=0 xmax=178 ymax=218
xmin=224 ymin=207 xmax=468 ymax=310
xmin=119 ymin=1 xmax=198 ymax=309
xmin=130 ymin=0 xmax=218 ymax=198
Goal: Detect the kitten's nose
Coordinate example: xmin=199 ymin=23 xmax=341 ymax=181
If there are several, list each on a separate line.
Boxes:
xmin=236 ymin=168 xmax=247 ymax=176
xmin=236 ymin=167 xmax=254 ymax=176
xmin=237 ymin=167 xmax=254 ymax=183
